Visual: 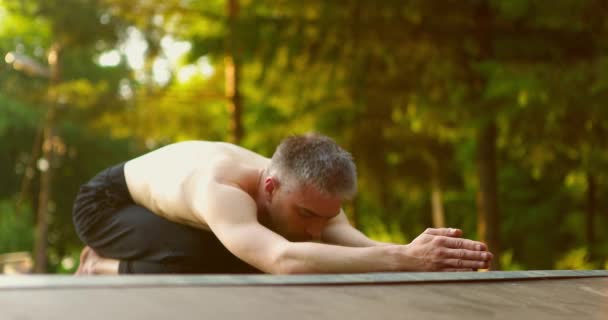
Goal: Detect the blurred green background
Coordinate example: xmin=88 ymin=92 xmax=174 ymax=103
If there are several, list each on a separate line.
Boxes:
xmin=0 ymin=0 xmax=607 ymax=273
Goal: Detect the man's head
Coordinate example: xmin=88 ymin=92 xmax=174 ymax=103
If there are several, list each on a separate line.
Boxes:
xmin=260 ymin=133 xmax=357 ymax=241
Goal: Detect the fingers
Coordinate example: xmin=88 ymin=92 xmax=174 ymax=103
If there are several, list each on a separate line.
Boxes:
xmin=439 ymin=237 xmax=488 ymax=251
xmin=441 ymin=268 xmax=475 ymax=272
xmin=436 ymin=248 xmax=493 ymax=269
xmin=423 ymin=228 xmax=462 ymax=237
xmin=436 ymin=248 xmax=494 ymax=271
xmin=443 ymin=258 xmax=490 ymax=269
xmin=443 ymin=248 xmax=493 ymax=261
xmin=413 ymin=228 xmax=494 ymax=272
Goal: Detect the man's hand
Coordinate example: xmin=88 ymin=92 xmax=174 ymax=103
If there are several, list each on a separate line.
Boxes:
xmin=401 ymin=228 xmax=493 ymax=272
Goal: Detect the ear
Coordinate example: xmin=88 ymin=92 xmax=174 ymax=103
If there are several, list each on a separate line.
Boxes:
xmin=264 ymin=176 xmax=279 ymax=201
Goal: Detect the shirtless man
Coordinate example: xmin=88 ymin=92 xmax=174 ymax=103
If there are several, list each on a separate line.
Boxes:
xmin=73 ymin=133 xmax=493 ymax=274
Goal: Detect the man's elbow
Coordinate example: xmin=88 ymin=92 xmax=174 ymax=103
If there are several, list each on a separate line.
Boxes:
xmin=271 ymin=243 xmax=311 ymax=275
xmin=275 ymin=260 xmax=312 ymax=275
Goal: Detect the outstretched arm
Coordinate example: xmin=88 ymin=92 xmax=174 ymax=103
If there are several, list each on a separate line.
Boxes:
xmin=322 ymin=210 xmax=493 ymax=270
xmin=189 ymin=180 xmax=492 ymax=274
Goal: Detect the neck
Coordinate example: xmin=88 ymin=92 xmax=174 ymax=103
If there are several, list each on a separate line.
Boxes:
xmin=254 ymin=167 xmax=270 ymax=223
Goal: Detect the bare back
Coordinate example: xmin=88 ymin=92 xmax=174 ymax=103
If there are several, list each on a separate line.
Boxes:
xmin=124 ymin=141 xmax=269 ymax=230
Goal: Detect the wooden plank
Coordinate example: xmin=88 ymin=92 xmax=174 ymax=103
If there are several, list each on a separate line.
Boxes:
xmin=0 ymin=276 xmax=606 ymax=320
xmin=0 ymin=270 xmax=607 ymax=289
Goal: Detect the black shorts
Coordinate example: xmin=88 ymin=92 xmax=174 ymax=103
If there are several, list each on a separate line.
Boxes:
xmin=72 ymin=162 xmax=261 ymax=274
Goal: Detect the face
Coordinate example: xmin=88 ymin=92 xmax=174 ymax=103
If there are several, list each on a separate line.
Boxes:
xmin=264 ymin=177 xmax=342 ymax=242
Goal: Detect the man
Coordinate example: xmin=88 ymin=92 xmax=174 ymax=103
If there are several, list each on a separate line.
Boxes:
xmin=73 ymin=133 xmax=493 ymax=274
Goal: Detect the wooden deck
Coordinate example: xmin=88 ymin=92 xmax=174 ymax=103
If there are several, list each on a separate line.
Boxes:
xmin=1 ymin=270 xmax=607 ymax=319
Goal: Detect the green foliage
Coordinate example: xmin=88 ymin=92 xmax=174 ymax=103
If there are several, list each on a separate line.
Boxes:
xmin=555 ymin=248 xmax=598 ymax=270
xmin=0 ymin=200 xmax=34 ymax=253
xmin=500 ymin=250 xmax=524 ymax=271
xmin=0 ymin=94 xmax=42 ymax=197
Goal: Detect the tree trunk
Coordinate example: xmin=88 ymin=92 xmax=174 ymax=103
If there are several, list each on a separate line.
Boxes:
xmin=423 ymin=153 xmax=446 ymax=228
xmin=430 ymin=164 xmax=446 ymax=228
xmin=347 ymin=0 xmax=361 ymax=230
xmin=476 ymin=123 xmax=500 ymax=270
xmin=225 ymin=0 xmax=243 ymax=144
xmin=34 ymin=111 xmax=54 ymax=273
xmin=473 ymin=2 xmax=500 ymax=270
xmin=586 ymin=172 xmax=596 ymax=258
xmin=34 ymin=43 xmax=61 ymax=273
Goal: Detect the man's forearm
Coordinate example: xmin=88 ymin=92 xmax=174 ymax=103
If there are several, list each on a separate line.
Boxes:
xmin=275 ymin=242 xmax=406 ymax=274
xmin=272 ymin=228 xmax=493 ymax=274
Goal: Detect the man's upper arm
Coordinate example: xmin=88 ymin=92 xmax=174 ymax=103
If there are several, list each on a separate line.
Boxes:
xmin=190 ymin=180 xmax=288 ymax=273
xmin=321 ymin=210 xmax=383 ymax=247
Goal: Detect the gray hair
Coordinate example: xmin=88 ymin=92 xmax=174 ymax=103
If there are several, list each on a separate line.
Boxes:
xmin=268 ymin=133 xmax=357 ymax=199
